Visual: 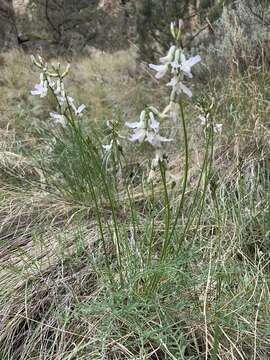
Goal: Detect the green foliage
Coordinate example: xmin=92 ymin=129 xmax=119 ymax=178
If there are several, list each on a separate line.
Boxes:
xmin=131 ymin=0 xmax=232 ymax=60
xmin=40 ymin=124 xmax=109 ymax=203
xmin=131 ymin=0 xmax=190 ymax=60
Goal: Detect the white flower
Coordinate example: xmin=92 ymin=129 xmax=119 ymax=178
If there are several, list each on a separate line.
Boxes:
xmin=54 ymin=79 xmax=62 ymax=95
xmin=49 ymin=112 xmax=66 ymax=126
xmin=169 ymin=52 xmax=201 ymax=78
xmin=149 ymin=63 xmax=169 ymax=79
xmin=178 ymin=19 xmax=184 ymax=30
xmin=214 ymin=123 xmax=223 ymax=133
xmin=58 ymin=82 xmax=66 ymax=105
xmin=149 ymin=46 xmax=177 ymax=79
xmin=159 ymin=45 xmax=176 ymax=64
xmin=48 ymin=79 xmax=66 ymax=105
xmin=170 ymin=49 xmax=181 ymax=71
xmin=126 ymin=110 xmax=158 ymax=135
xmin=102 ymin=141 xmax=113 ymax=152
xmin=167 ymin=75 xmax=178 ymax=88
xmin=148 ymin=150 xmax=163 ymax=182
xmin=149 ymin=111 xmax=159 ymax=130
xmin=102 ymin=139 xmax=114 ymax=168
xmin=125 ymin=109 xmax=146 ymax=130
xmin=179 ymin=54 xmax=201 ymax=78
xmin=31 ymin=82 xmax=48 ymax=97
xmin=176 ymin=82 xmax=192 ymax=97
xmin=76 ymin=104 xmax=86 ymax=116
xmin=149 ymin=44 xmax=201 ymax=82
xmin=151 ymin=150 xmax=162 ymax=168
xmin=163 ymin=101 xmax=180 ymax=123
xmin=147 ymin=132 xmax=172 ymax=147
xmin=67 ymin=96 xmax=86 ymax=116
xmin=167 ymin=76 xmax=193 ymax=97
xmin=199 ymin=115 xmax=207 ymax=126
xmin=126 ymin=110 xmax=171 ymax=147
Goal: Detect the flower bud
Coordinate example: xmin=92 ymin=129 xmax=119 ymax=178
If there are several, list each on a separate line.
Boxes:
xmin=178 ymin=19 xmax=184 ymax=31
xmin=171 ymin=19 xmax=184 ymax=41
xmin=170 ymin=21 xmax=176 ymax=39
xmin=176 ymin=19 xmax=184 ymax=41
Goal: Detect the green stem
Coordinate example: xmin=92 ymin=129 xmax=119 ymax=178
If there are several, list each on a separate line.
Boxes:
xmin=90 ymin=144 xmax=125 ymax=287
xmin=147 ymin=99 xmax=189 ymax=295
xmin=146 ymin=159 xmax=172 ymax=295
xmin=176 ymin=123 xmax=213 ymax=253
xmin=159 ymin=159 xmax=171 ymax=260
xmin=212 ymin=181 xmax=222 ymax=298
xmin=147 ymin=215 xmax=155 ymax=268
xmin=192 ymin=124 xmax=214 ymax=239
xmin=118 ymin=152 xmax=141 ymax=272
xmin=146 ymin=179 xmax=156 ymax=269
xmin=165 ymin=98 xmax=189 ymax=251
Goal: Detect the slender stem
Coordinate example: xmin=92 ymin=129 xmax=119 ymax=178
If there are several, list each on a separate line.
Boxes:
xmin=192 ymin=124 xmax=214 ymax=238
xmin=178 ymin=99 xmax=189 ymax=216
xmin=147 ymin=216 xmax=155 ymax=267
xmin=146 ymin=179 xmax=156 ymax=269
xmin=91 ymin=183 xmax=115 ymax=287
xmin=159 ymin=159 xmax=171 ymax=260
xmin=119 ymin=151 xmax=141 ymax=271
xmin=176 ymin=123 xmax=212 ymax=253
xmin=147 ymin=101 xmax=189 ymax=294
xmin=146 ymin=159 xmax=171 ymax=295
xmin=88 ymin=140 xmax=125 ymax=287
xmin=212 ymin=179 xmax=222 ymax=298
xmin=165 ymin=98 xmax=189 ymax=251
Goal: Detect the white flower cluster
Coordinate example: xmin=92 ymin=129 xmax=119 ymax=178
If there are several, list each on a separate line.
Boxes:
xmin=149 ymin=46 xmax=201 ymax=99
xmin=126 ymin=109 xmax=171 ymax=147
xmin=30 ymin=55 xmax=86 ymax=126
xmin=125 ymin=21 xmax=202 ymax=153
